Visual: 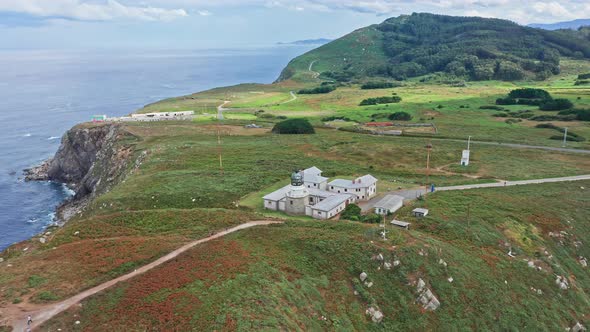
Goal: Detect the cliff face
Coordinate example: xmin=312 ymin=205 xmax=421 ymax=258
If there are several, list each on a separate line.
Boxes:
xmin=25 ymin=123 xmax=139 ymax=220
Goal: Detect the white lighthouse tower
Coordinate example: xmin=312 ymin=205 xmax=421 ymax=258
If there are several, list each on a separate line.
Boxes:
xmin=460 ymin=136 xmax=471 ymax=166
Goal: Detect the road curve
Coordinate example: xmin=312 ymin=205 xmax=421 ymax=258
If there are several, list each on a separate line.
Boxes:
xmin=10 ymin=220 xmax=283 ymax=331
xmin=217 ymin=100 xmax=230 ymax=120
xmin=281 ymin=91 xmax=297 ymax=104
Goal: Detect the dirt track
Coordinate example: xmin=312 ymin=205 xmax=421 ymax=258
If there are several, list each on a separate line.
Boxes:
xmin=6 ymin=220 xmax=283 ymax=331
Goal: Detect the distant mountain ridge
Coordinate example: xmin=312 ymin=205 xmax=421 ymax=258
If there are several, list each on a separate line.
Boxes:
xmin=279 ymin=13 xmax=590 ymax=82
xmin=278 ymin=38 xmax=332 ymax=46
xmin=529 ymin=19 xmax=590 ymax=30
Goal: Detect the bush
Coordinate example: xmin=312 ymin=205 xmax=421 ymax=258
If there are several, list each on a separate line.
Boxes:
xmin=575 ymin=80 xmax=590 ymax=86
xmin=322 ymin=116 xmax=352 ymax=122
xmin=508 ymin=88 xmax=552 ymax=100
xmin=341 ymin=204 xmax=362 ymax=221
xmin=493 ymin=113 xmax=509 ymax=117
xmin=28 ymin=275 xmax=47 ymax=288
xmin=298 ymin=85 xmax=336 ymax=94
xmin=496 ymin=97 xmax=517 ymax=105
xmin=361 ymin=214 xmax=382 ymax=224
xmin=539 ymin=98 xmax=574 ymax=111
xmin=360 ymin=96 xmax=402 ymax=106
xmin=388 ymin=112 xmax=413 ymax=121
xmin=271 ymin=119 xmax=315 ymax=134
xmin=480 ymin=105 xmax=504 ymax=110
xmin=558 ymin=109 xmax=590 ymax=121
xmin=550 ymin=135 xmax=585 ymax=142
xmin=578 ymin=73 xmax=590 ymax=80
xmin=36 ymin=291 xmax=59 ymax=302
xmin=530 ymin=115 xmax=576 ymax=121
xmin=535 ymin=123 xmax=560 ymax=129
xmin=361 ymin=81 xmax=399 ymax=89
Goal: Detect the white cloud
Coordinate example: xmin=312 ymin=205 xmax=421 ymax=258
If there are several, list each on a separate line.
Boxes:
xmin=197 ymin=10 xmax=212 ymax=16
xmin=0 ymin=0 xmax=188 ymax=21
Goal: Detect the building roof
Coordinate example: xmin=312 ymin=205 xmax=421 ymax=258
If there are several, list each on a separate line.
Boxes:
xmin=413 ymin=208 xmax=429 ymax=214
xmin=303 ymin=166 xmax=322 ymax=176
xmin=311 ymin=194 xmax=352 ymax=212
xmin=391 ymin=220 xmax=411 ymax=228
xmin=263 ymin=185 xmax=291 ymax=201
xmin=303 ymin=167 xmax=328 ymax=184
xmin=308 ymin=188 xmax=337 ymax=198
xmin=329 ymin=175 xmax=378 ymax=189
xmin=374 ymin=195 xmax=404 ymax=209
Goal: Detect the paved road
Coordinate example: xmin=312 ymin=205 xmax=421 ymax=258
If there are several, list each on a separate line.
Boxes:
xmin=431 ymin=137 xmax=590 ymax=155
xmin=8 ymin=220 xmax=283 ymax=331
xmin=217 ymin=100 xmax=230 ymax=120
xmin=437 ymin=174 xmax=590 ymax=191
xmin=361 ymin=175 xmax=590 ymax=211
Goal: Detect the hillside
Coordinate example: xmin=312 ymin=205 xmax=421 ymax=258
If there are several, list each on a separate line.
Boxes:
xmin=279 ymin=13 xmax=590 ymax=82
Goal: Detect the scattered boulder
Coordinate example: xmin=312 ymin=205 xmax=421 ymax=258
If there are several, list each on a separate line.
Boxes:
xmin=365 ymin=282 xmax=374 ymax=288
xmin=572 ymin=322 xmax=586 ymax=332
xmin=438 ymin=259 xmax=447 ymax=267
xmin=384 ymin=262 xmax=392 ymax=270
xmin=0 ymin=258 xmax=3 ymax=263
xmin=416 ymin=278 xmax=440 ymax=311
xmin=74 ymin=231 xmax=80 ymax=236
xmin=555 ymin=276 xmax=569 ymax=290
xmin=360 ymin=272 xmax=368 ymax=282
xmin=39 ymin=237 xmax=46 ymax=244
xmin=365 ymin=306 xmax=384 ymax=323
xmin=447 ymin=277 xmax=454 ymax=283
xmin=393 ymin=260 xmax=401 ymax=267
xmin=527 ymin=261 xmax=535 ymax=268
xmin=372 ymin=253 xmax=384 ymax=261
xmin=579 ymin=257 xmax=588 ymax=268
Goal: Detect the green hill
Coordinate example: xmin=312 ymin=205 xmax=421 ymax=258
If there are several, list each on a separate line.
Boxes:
xmin=279 ymin=13 xmax=590 ymax=82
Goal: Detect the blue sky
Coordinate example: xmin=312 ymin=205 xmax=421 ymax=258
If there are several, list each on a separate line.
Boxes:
xmin=0 ymin=0 xmax=589 ymax=49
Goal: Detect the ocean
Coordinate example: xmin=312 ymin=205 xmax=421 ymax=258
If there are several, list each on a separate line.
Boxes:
xmin=0 ymin=46 xmax=314 ymax=251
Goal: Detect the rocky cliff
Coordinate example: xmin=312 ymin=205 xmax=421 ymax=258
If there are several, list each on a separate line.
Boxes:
xmin=25 ymin=123 xmax=140 ymax=221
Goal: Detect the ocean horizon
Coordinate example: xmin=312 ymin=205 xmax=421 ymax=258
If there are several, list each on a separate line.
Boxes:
xmin=0 ymin=45 xmax=315 ymax=251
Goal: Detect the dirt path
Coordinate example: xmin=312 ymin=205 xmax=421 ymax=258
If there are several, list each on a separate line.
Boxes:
xmin=281 ymin=91 xmax=297 ymax=104
xmin=6 ymin=220 xmax=282 ymax=331
xmin=308 ymin=60 xmax=319 ymax=79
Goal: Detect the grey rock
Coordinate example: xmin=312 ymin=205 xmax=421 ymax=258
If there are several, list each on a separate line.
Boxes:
xmin=360 ymin=272 xmax=368 ymax=282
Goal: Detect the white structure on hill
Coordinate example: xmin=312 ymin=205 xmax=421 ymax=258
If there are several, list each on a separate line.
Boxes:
xmin=263 ymin=167 xmax=378 ymax=220
xmin=461 ymin=136 xmax=471 ymax=166
xmin=374 ymin=195 xmax=404 ymax=215
xmin=107 ymin=111 xmax=195 ymax=122
xmin=328 ymin=175 xmax=378 ymax=201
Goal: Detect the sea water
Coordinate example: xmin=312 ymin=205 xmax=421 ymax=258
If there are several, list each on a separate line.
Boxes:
xmin=0 ymin=46 xmax=314 ymax=251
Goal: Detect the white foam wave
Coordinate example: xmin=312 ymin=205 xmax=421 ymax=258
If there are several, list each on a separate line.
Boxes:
xmin=23 ymin=133 xmax=32 ymax=137
xmin=61 ymin=183 xmax=76 ymax=197
xmin=47 ymin=136 xmax=60 ymax=140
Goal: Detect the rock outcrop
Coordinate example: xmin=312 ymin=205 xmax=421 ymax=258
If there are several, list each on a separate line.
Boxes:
xmin=25 ymin=123 xmax=138 ymax=221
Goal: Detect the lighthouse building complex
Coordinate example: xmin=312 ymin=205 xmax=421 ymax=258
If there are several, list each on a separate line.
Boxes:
xmin=263 ymin=167 xmax=378 ymax=220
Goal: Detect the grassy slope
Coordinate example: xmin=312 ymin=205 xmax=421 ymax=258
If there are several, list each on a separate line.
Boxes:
xmin=42 ymin=180 xmax=590 ymax=331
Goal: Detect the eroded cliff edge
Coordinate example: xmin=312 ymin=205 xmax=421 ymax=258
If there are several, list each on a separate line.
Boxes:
xmin=25 ymin=123 xmax=141 ymax=221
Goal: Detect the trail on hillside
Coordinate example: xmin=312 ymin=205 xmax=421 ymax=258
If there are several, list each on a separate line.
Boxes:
xmin=308 ymin=60 xmax=319 ymax=79
xmin=281 ymin=91 xmax=298 ymax=104
xmin=6 ymin=220 xmax=283 ymax=331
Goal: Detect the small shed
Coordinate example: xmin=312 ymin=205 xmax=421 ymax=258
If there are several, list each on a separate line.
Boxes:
xmin=391 ymin=219 xmax=411 ymax=230
xmin=374 ymin=195 xmax=404 ymax=215
xmin=412 ymin=208 xmax=429 ymax=218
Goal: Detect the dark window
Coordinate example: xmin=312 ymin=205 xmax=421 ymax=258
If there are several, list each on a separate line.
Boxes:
xmin=290 ymin=201 xmax=293 ymax=205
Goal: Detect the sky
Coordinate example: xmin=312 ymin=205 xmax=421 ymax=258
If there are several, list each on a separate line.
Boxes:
xmin=0 ymin=0 xmax=589 ymax=49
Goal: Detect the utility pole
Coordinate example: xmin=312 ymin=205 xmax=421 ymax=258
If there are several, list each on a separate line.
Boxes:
xmin=563 ymin=127 xmax=568 ymax=147
xmin=467 ymin=135 xmax=471 ymax=150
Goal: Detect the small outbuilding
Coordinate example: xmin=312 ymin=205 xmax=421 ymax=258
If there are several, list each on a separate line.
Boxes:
xmin=391 ymin=219 xmax=411 ymax=230
xmin=412 ymin=208 xmax=429 ymax=218
xmin=374 ymin=195 xmax=404 ymax=215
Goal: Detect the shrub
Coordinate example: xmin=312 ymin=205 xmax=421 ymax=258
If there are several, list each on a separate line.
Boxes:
xmin=480 ymin=105 xmax=504 ymax=110
xmin=28 ymin=275 xmax=47 ymax=288
xmin=361 ymin=81 xmax=399 ymax=89
xmin=508 ymin=88 xmax=551 ymax=100
xmin=558 ymin=109 xmax=590 ymax=121
xmin=496 ymin=97 xmax=517 ymax=105
xmin=361 ymin=214 xmax=382 ymax=224
xmin=550 ymin=135 xmax=585 ymax=142
xmin=575 ymin=80 xmax=590 ymax=86
xmin=493 ymin=113 xmax=509 ymax=117
xmin=539 ymin=98 xmax=574 ymax=111
xmin=359 ymin=96 xmax=402 ymax=106
xmin=341 ymin=204 xmax=362 ymax=221
xmin=271 ymin=119 xmax=315 ymax=134
xmin=578 ymin=73 xmax=590 ymax=80
xmin=322 ymin=116 xmax=352 ymax=122
xmin=530 ymin=115 xmax=576 ymax=121
xmin=388 ymin=112 xmax=413 ymax=121
xmin=298 ymin=85 xmax=336 ymax=94
xmin=505 ymin=118 xmax=522 ymax=124
xmin=36 ymin=291 xmax=59 ymax=302
xmin=535 ymin=123 xmax=560 ymax=129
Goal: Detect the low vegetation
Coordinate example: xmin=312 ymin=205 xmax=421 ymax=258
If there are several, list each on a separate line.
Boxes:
xmin=360 ymin=96 xmax=402 ymax=106
xmin=271 ymin=118 xmax=315 ymax=134
xmin=361 ymin=81 xmax=399 ymax=90
xmin=298 ymin=85 xmax=336 ymax=94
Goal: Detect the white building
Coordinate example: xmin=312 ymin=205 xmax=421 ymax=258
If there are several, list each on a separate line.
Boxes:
xmin=374 ymin=195 xmax=404 ymax=215
xmin=263 ymin=167 xmax=377 ymax=220
xmin=328 ymin=175 xmax=378 ymax=201
xmin=108 ymin=111 xmax=195 ymax=122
